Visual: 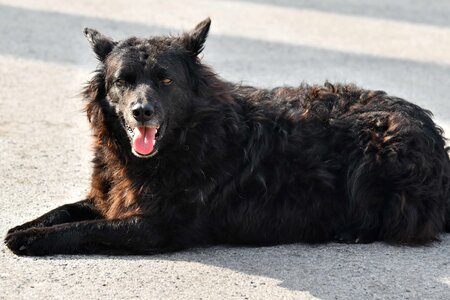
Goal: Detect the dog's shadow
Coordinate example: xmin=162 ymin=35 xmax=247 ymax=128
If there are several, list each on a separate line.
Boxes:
xmin=47 ymin=236 xmax=450 ymax=299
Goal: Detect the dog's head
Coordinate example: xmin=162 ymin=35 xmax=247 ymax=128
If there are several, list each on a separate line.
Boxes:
xmin=83 ymin=19 xmax=211 ymax=158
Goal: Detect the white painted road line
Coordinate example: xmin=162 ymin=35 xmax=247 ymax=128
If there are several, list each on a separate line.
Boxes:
xmin=4 ymin=0 xmax=450 ymax=65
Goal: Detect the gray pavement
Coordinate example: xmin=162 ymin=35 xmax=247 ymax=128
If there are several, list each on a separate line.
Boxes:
xmin=1 ymin=1 xmax=449 ymax=299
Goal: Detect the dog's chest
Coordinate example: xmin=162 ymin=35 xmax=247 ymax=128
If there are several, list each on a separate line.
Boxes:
xmin=103 ymin=175 xmax=144 ymax=219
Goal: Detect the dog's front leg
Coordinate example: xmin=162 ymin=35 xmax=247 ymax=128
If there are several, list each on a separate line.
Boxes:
xmin=6 ymin=199 xmax=102 ymax=235
xmin=4 ymin=217 xmax=175 ymax=256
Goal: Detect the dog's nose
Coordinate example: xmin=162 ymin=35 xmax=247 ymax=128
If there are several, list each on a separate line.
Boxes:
xmin=131 ymin=103 xmax=154 ymax=122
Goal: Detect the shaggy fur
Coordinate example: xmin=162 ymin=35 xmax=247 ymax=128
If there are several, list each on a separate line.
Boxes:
xmin=5 ymin=19 xmax=450 ymax=256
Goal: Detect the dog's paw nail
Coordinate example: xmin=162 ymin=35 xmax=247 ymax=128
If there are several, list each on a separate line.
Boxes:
xmin=19 ymin=245 xmax=27 ymax=251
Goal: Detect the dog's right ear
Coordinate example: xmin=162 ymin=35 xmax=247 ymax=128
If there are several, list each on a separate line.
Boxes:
xmin=83 ymin=28 xmax=116 ymax=61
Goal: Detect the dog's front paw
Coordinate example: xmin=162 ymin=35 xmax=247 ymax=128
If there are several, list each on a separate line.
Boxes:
xmin=6 ymin=224 xmax=30 ymax=236
xmin=4 ymin=229 xmax=48 ymax=256
xmin=6 ymin=218 xmax=48 ymax=235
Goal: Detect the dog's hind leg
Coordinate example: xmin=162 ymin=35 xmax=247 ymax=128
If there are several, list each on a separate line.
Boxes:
xmin=343 ymin=158 xmax=445 ymax=244
xmin=379 ymin=139 xmax=450 ymax=243
xmin=343 ymin=109 xmax=450 ymax=244
xmin=4 ymin=216 xmax=193 ymax=256
xmin=346 ymin=151 xmax=448 ymax=244
xmin=6 ymin=199 xmax=102 ymax=235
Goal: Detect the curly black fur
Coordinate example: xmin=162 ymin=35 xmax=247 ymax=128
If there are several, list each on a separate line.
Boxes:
xmin=5 ymin=19 xmax=450 ymax=255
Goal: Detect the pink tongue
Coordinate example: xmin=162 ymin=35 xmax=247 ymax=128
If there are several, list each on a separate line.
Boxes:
xmin=132 ymin=127 xmax=157 ymax=155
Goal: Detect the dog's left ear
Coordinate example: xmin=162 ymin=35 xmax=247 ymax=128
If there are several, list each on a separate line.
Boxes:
xmin=181 ymin=18 xmax=211 ymax=56
xmin=83 ymin=28 xmax=116 ymax=61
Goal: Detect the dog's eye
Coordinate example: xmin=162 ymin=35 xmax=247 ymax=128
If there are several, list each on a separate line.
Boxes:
xmin=115 ymin=79 xmax=128 ymax=88
xmin=160 ymin=78 xmax=173 ymax=85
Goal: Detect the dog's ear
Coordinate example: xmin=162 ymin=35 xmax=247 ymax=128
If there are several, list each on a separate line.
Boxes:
xmin=83 ymin=28 xmax=116 ymax=61
xmin=181 ymin=18 xmax=211 ymax=56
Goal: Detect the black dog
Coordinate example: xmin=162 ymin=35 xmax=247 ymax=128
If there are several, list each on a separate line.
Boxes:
xmin=5 ymin=19 xmax=450 ymax=256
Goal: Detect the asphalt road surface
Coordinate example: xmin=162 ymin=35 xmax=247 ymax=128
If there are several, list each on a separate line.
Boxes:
xmin=1 ymin=1 xmax=449 ymax=299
